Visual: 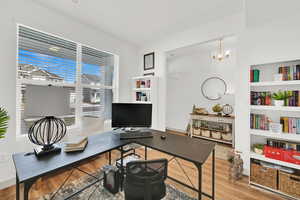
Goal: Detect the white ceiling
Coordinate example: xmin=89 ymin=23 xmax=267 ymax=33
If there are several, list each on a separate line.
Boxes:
xmin=32 ymin=0 xmax=243 ymax=47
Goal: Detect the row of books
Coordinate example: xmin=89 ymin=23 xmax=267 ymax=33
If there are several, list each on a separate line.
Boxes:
xmin=278 ymin=65 xmax=300 ymax=81
xmin=267 ymin=139 xmax=300 ymax=151
xmin=136 ymin=92 xmax=150 ymax=102
xmin=251 ymin=91 xmax=300 ymax=106
xmin=136 ymin=80 xmax=151 ymax=88
xmin=250 ymin=69 xmax=260 ymax=82
xmin=250 ymin=91 xmax=272 ymax=106
xmin=250 ymin=114 xmax=270 ymax=130
xmin=280 ymin=117 xmax=300 ymax=134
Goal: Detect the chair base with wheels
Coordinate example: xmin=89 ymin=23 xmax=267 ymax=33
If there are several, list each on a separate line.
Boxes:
xmin=124 ymin=159 xmax=168 ymax=200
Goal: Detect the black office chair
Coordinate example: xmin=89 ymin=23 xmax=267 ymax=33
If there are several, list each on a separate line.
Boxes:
xmin=124 ymin=159 xmax=168 ymax=200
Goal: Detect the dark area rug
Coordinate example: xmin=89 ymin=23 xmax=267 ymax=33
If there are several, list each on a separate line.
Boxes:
xmin=39 ymin=170 xmax=196 ymax=200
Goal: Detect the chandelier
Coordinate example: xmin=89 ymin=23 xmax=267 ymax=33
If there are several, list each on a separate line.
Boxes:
xmin=211 ymin=39 xmax=231 ymax=62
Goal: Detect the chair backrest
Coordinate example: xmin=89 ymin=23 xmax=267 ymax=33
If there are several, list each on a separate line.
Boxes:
xmin=126 ymin=158 xmax=168 ymax=186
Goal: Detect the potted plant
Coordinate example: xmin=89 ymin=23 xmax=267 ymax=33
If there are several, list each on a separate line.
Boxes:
xmin=272 ymin=90 xmax=290 ymax=106
xmin=0 ymin=107 xmax=9 ymax=139
xmin=212 ymin=104 xmax=223 ymax=116
xmin=252 ymin=144 xmax=264 ymax=155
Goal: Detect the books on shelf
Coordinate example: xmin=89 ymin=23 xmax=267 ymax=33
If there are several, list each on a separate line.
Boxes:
xmin=250 ymin=114 xmax=270 ymax=130
xmin=136 ymin=92 xmax=150 ymax=102
xmin=278 ymin=65 xmax=300 ymax=81
xmin=250 ymin=69 xmax=260 ymax=82
xmin=136 ymin=79 xmax=151 ymax=88
xmin=280 ymin=117 xmax=300 ymax=134
xmin=250 ymin=91 xmax=272 ymax=105
xmin=64 ymin=136 xmax=88 ymax=152
xmin=251 ymin=91 xmax=300 ymax=106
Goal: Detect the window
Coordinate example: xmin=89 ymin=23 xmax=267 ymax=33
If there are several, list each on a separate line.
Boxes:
xmin=16 ymin=25 xmax=117 ymax=135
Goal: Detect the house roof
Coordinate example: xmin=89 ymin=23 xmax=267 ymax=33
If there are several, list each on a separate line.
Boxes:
xmin=82 ymin=74 xmax=101 ymax=85
xmin=18 ymin=64 xmax=63 ymax=80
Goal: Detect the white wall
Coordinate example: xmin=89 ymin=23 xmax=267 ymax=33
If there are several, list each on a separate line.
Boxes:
xmin=139 ymin=0 xmax=300 ymax=176
xmin=139 ymin=13 xmax=244 ymax=131
xmin=0 ymin=0 xmax=139 ymax=188
xmin=166 ymin=49 xmax=237 ymax=131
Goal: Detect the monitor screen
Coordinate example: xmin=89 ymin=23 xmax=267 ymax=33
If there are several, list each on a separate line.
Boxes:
xmin=112 ymin=103 xmax=152 ymax=128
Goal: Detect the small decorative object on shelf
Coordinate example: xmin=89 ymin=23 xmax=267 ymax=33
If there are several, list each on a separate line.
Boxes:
xmin=227 ymin=150 xmax=243 ymax=182
xmin=273 ymin=73 xmax=283 ymax=81
xmin=212 ymin=104 xmax=223 ymax=116
xmin=192 ymin=105 xmax=208 ymax=115
xmin=269 ymin=122 xmax=282 ymax=133
xmin=252 ymin=144 xmax=264 ymax=155
xmin=222 ymin=104 xmax=233 ymax=117
xmin=28 ymin=116 xmax=66 ymax=157
xmin=272 ymin=90 xmax=291 ymax=106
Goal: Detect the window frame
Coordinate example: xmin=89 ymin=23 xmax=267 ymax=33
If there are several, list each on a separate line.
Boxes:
xmin=16 ymin=24 xmax=119 ymax=138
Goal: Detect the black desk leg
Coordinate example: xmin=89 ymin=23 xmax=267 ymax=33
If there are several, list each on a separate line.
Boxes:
xmin=144 ymin=146 xmax=147 ymax=160
xmin=23 ymin=179 xmax=36 ymax=200
xmin=212 ymin=148 xmax=215 ymax=200
xmin=120 ymin=146 xmax=124 ymax=191
xmin=16 ymin=174 xmax=19 ymax=200
xmin=109 ymin=151 xmax=111 ymax=165
xmin=197 ymin=164 xmax=202 ymax=200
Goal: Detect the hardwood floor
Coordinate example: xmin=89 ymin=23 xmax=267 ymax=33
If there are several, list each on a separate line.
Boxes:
xmin=0 ymin=138 xmax=285 ymax=200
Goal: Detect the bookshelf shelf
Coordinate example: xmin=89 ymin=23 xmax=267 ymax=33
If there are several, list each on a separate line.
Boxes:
xmin=250 ymin=80 xmax=300 ymax=87
xmin=133 ymin=88 xmax=151 ymax=91
xmin=250 ymin=129 xmax=300 ymax=142
xmin=250 ymin=152 xmax=300 ymax=170
xmin=250 ymin=105 xmax=300 ymax=112
xmin=134 ymin=101 xmax=152 ymax=104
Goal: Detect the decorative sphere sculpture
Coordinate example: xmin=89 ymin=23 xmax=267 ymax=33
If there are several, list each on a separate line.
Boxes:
xmin=28 ymin=116 xmax=66 ymax=156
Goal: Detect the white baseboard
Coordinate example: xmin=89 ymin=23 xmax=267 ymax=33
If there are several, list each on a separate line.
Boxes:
xmin=166 ymin=127 xmax=187 ymax=134
xmin=0 ymin=176 xmax=15 ymax=190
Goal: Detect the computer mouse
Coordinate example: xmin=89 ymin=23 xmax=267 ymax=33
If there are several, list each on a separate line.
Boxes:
xmin=160 ymin=135 xmax=166 ymax=140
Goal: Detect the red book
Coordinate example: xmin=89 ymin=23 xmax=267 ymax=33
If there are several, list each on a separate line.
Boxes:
xmin=250 ymin=70 xmax=253 ymax=82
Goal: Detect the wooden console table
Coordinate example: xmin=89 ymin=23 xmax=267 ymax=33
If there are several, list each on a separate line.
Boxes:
xmin=189 ymin=114 xmax=235 ymax=147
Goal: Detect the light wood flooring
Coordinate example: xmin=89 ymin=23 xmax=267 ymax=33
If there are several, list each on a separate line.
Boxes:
xmin=0 ymin=134 xmax=285 ymax=200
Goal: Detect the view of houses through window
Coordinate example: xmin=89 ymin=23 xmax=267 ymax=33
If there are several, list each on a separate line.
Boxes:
xmin=17 ymin=25 xmax=116 ymax=135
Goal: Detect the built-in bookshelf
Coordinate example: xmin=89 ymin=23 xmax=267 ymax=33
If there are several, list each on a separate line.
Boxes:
xmin=131 ymin=75 xmax=158 ymax=128
xmin=131 ymin=75 xmax=157 ymax=103
xmin=249 ymin=59 xmax=300 ymax=200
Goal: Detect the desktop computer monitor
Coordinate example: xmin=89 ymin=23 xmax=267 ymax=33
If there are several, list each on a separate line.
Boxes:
xmin=112 ymin=103 xmax=152 ymax=128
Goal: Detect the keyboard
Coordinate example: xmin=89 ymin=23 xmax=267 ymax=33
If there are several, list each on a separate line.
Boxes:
xmin=119 ymin=131 xmax=153 ymax=140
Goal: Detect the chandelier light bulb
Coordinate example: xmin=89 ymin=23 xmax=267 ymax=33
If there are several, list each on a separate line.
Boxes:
xmin=211 ymin=39 xmax=231 ymax=62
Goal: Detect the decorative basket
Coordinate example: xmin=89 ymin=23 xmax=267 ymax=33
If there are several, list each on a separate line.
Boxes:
xmin=211 ymin=131 xmax=221 ymax=139
xmin=222 ymin=133 xmax=232 ymax=141
xmin=201 ymin=130 xmax=210 ymax=137
xmin=250 ymin=162 xmax=277 ymax=190
xmin=279 ymin=171 xmax=300 ymax=198
xmin=193 ymin=128 xmax=201 ymax=136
